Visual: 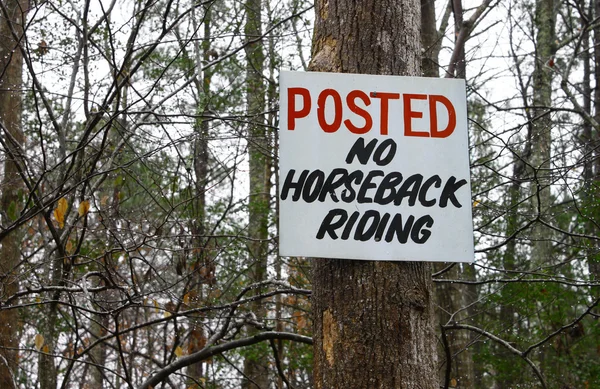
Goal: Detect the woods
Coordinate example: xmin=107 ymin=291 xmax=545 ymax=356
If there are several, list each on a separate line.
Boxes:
xmin=1 ymin=0 xmax=600 ymax=388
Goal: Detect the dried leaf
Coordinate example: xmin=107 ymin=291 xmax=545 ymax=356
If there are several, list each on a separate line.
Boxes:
xmin=37 ymin=40 xmax=48 ymax=55
xmin=78 ymin=200 xmax=90 ymax=216
xmin=34 ymin=334 xmax=44 ymax=350
xmin=163 ymin=311 xmax=171 ymax=318
xmin=165 ymin=301 xmax=176 ymax=312
xmin=53 ymin=198 xmax=68 ymax=229
xmin=183 ymin=293 xmax=190 ymax=306
xmin=65 ymin=240 xmax=73 ymax=254
xmin=174 ymin=346 xmax=184 ymax=358
xmin=450 ymin=378 xmax=458 ymax=387
xmin=188 ymin=328 xmax=207 ymax=354
xmin=42 ymin=344 xmax=49 ymax=353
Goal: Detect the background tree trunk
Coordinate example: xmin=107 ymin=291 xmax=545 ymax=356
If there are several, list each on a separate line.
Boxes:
xmin=310 ymin=1 xmax=437 ymax=388
xmin=590 ymin=0 xmax=600 ymax=280
xmin=433 ymin=1 xmax=476 ymax=386
xmin=0 ymin=1 xmax=27 ymax=387
xmin=530 ymin=0 xmax=556 ymax=265
xmin=186 ymin=3 xmax=213 ymax=387
xmin=242 ymin=0 xmax=271 ymax=386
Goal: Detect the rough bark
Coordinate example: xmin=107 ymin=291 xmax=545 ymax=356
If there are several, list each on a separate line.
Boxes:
xmin=310 ymin=1 xmax=437 ymax=388
xmin=0 ymin=1 xmax=27 ymax=387
xmin=242 ymin=0 xmax=271 ymax=386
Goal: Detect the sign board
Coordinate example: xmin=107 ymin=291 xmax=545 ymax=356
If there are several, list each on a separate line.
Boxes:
xmin=278 ymin=71 xmax=474 ymax=262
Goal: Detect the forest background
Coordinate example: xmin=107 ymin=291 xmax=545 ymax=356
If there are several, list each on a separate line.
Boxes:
xmin=1 ymin=0 xmax=599 ymax=388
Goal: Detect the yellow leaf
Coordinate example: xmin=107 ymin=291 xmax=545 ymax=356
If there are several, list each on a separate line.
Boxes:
xmin=174 ymin=346 xmax=184 ymax=357
xmin=153 ymin=300 xmax=160 ymax=313
xmin=53 ymin=198 xmax=68 ymax=229
xmin=35 ymin=296 xmax=41 ymax=303
xmin=183 ymin=293 xmax=190 ymax=305
xmin=473 ymin=200 xmax=480 ymax=207
xmin=34 ymin=334 xmax=44 ymax=350
xmin=42 ymin=344 xmax=49 ymax=353
xmin=450 ymin=378 xmax=458 ymax=387
xmin=164 ymin=311 xmax=171 ymax=318
xmin=78 ymin=200 xmax=90 ymax=216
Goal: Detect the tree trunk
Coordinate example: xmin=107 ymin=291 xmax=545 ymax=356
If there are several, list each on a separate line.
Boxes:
xmin=529 ymin=0 xmax=556 ymax=266
xmin=434 ymin=2 xmax=476 ymax=386
xmin=0 ymin=1 xmax=27 ymax=387
xmin=242 ymin=0 xmax=271 ymax=386
xmin=310 ymin=1 xmax=437 ymax=388
xmin=590 ymin=0 xmax=600 ymax=280
xmin=186 ymin=4 xmax=213 ymax=387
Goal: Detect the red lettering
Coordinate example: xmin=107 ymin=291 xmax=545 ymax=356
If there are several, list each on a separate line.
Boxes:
xmin=345 ymin=90 xmax=372 ymax=134
xmin=429 ymin=95 xmax=456 ymax=138
xmin=317 ymin=89 xmax=343 ymax=133
xmin=289 ymin=87 xmax=457 ymax=138
xmin=403 ymin=94 xmax=429 ymax=137
xmin=370 ymin=92 xmax=400 ymax=135
xmin=287 ymin=88 xmax=311 ymax=130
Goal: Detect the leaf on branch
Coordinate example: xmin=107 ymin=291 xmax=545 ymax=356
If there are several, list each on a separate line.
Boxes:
xmin=53 ymin=198 xmax=68 ymax=229
xmin=34 ymin=334 xmax=44 ymax=350
xmin=174 ymin=346 xmax=184 ymax=358
xmin=78 ymin=200 xmax=90 ymax=216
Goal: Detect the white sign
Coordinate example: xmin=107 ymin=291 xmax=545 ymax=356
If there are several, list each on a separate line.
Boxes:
xmin=278 ymin=71 xmax=474 ymax=262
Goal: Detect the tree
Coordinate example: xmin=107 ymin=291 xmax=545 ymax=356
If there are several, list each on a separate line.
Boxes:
xmin=0 ymin=1 xmax=27 ymax=387
xmin=5 ymin=0 xmax=600 ymax=387
xmin=242 ymin=0 xmax=272 ymax=385
xmin=309 ymin=1 xmax=437 ymax=387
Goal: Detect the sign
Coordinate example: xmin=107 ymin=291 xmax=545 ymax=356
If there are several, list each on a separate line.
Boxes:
xmin=278 ymin=71 xmax=474 ymax=262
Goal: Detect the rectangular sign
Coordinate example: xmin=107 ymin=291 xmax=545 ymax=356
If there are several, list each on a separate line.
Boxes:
xmin=278 ymin=71 xmax=474 ymax=262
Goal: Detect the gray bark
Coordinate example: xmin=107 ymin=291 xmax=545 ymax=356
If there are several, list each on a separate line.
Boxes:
xmin=530 ymin=0 xmax=556 ymax=265
xmin=310 ymin=1 xmax=437 ymax=388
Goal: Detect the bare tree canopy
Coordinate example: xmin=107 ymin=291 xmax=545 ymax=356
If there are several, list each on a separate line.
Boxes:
xmin=0 ymin=0 xmax=600 ymax=388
